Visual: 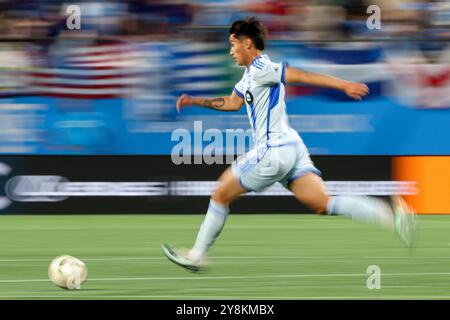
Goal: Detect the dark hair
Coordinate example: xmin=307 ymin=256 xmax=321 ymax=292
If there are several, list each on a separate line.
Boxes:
xmin=229 ymin=17 xmax=267 ymax=50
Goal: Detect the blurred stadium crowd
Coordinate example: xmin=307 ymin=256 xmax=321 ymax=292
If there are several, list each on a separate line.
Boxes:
xmin=0 ymin=0 xmax=450 ymax=94
xmin=0 ymin=0 xmax=448 ymax=98
xmin=0 ymin=0 xmax=449 ymax=40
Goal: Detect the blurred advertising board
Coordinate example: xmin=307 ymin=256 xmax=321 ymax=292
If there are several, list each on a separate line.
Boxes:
xmin=0 ymin=155 xmax=407 ymax=214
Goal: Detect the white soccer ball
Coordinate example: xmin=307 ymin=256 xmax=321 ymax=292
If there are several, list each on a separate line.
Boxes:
xmin=48 ymin=255 xmax=88 ymax=290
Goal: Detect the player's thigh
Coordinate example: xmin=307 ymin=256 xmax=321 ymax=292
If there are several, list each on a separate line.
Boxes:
xmin=212 ymin=166 xmax=247 ymax=205
xmin=289 ymin=172 xmax=329 ymax=214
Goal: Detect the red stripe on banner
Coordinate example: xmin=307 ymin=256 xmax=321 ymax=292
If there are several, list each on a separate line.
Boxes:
xmin=66 ymin=49 xmax=129 ymax=57
xmin=29 ymin=73 xmax=55 ymax=78
xmin=66 ymin=59 xmax=124 ymax=65
xmin=60 ymin=66 xmax=122 ymax=71
xmin=33 ymin=93 xmax=120 ymax=99
xmin=32 ymin=83 xmax=127 ymax=89
xmin=29 ymin=73 xmax=132 ymax=80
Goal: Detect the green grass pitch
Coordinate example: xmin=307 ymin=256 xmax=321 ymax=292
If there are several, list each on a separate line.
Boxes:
xmin=0 ymin=214 xmax=449 ymax=299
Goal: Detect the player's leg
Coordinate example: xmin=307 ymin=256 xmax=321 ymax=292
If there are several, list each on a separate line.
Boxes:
xmin=213 ymin=166 xmax=248 ymax=204
xmin=163 ymin=145 xmax=297 ymax=270
xmin=279 ymin=141 xmax=403 ymax=230
xmin=288 ymin=172 xmax=394 ymax=228
xmin=186 ymin=146 xmax=291 ymax=264
xmin=286 ymin=172 xmax=329 ymax=214
xmin=282 ymin=138 xmax=417 ymax=246
xmin=188 ymin=166 xmax=247 ymax=262
xmin=162 ymin=166 xmax=248 ymax=271
xmin=289 ymin=173 xmax=416 ymax=246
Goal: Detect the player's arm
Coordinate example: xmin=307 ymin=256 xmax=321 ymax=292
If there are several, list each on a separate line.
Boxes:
xmin=176 ymin=91 xmax=244 ymax=113
xmin=285 ymin=66 xmax=369 ymax=100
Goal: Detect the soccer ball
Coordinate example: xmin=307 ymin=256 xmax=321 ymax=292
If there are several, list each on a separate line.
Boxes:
xmin=48 ymin=255 xmax=88 ymax=290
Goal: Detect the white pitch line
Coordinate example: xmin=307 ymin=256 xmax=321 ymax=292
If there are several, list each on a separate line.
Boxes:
xmin=0 ymin=226 xmax=448 ymax=232
xmin=0 ymin=285 xmax=433 ymax=296
xmin=0 ymin=257 xmax=169 ymax=262
xmin=1 ymin=272 xmax=450 ymax=284
xmin=0 ymin=255 xmax=450 ymax=263
xmin=0 ymin=226 xmax=399 ymax=230
xmin=1 ymin=295 xmax=450 ymax=300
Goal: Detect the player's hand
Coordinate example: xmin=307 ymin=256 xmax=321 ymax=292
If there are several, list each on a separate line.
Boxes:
xmin=176 ymin=94 xmax=192 ymax=113
xmin=343 ymin=82 xmax=369 ymax=100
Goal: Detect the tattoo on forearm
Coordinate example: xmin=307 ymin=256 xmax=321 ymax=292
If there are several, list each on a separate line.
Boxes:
xmin=202 ymin=98 xmax=225 ymax=109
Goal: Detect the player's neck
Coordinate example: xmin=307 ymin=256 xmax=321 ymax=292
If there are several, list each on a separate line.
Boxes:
xmin=246 ymin=51 xmax=262 ymax=68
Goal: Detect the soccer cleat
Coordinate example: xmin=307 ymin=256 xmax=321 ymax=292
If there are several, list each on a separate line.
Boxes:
xmin=391 ymin=196 xmax=417 ymax=248
xmin=162 ymin=244 xmax=205 ymax=272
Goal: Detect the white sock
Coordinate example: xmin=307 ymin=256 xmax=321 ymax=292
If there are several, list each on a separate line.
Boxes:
xmin=327 ymin=196 xmax=394 ymax=228
xmin=189 ymin=199 xmax=229 ymax=261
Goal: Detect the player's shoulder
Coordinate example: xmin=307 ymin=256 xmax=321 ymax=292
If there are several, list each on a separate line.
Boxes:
xmin=249 ymin=55 xmax=279 ymax=75
xmin=249 ymin=55 xmax=268 ymax=71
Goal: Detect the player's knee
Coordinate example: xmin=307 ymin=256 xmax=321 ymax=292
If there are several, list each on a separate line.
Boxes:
xmin=316 ymin=197 xmax=330 ymax=215
xmin=314 ymin=204 xmax=328 ymax=215
xmin=306 ymin=196 xmax=329 ymax=215
xmin=211 ymin=191 xmax=229 ymax=207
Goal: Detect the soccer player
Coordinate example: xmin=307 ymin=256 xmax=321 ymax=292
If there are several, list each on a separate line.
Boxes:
xmin=163 ymin=18 xmax=416 ymax=271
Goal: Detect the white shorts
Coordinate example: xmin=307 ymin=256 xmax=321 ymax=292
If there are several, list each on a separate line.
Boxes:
xmin=231 ymin=142 xmax=321 ymax=192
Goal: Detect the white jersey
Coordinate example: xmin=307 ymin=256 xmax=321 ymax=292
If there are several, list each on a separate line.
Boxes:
xmin=234 ymin=54 xmax=302 ymax=148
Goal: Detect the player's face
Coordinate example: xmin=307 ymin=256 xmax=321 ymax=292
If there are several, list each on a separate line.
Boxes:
xmin=229 ymin=34 xmax=248 ymax=66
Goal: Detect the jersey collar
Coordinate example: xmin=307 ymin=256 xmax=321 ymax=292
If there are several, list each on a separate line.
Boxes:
xmin=247 ymin=55 xmax=262 ymax=69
